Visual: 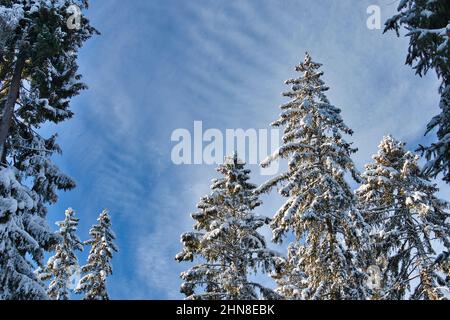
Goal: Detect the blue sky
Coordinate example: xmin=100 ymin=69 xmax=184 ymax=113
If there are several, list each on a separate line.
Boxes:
xmin=41 ymin=0 xmax=448 ymax=299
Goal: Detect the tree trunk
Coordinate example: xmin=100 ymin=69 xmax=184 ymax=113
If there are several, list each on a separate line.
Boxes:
xmin=0 ymin=56 xmax=24 ymax=163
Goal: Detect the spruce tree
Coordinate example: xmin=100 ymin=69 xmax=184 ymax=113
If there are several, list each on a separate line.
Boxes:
xmin=384 ymin=0 xmax=450 ymax=182
xmin=257 ymin=53 xmax=369 ymax=300
xmin=0 ymin=166 xmax=57 ymax=299
xmin=0 ymin=0 xmax=96 ymax=299
xmin=76 ymin=210 xmax=117 ymax=300
xmin=357 ymin=135 xmax=450 ymax=300
xmin=37 ymin=208 xmax=83 ymax=300
xmin=176 ymin=153 xmax=280 ymax=300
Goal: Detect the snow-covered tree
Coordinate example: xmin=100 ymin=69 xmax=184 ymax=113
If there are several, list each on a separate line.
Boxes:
xmin=37 ymin=208 xmax=83 ymax=300
xmin=257 ymin=53 xmax=369 ymax=300
xmin=0 ymin=167 xmax=60 ymax=299
xmin=357 ymin=135 xmax=450 ymax=300
xmin=384 ymin=0 xmax=450 ymax=182
xmin=76 ymin=210 xmax=117 ymax=300
xmin=176 ymin=153 xmax=280 ymax=300
xmin=0 ymin=0 xmax=97 ymax=158
xmin=0 ymin=0 xmax=96 ymax=299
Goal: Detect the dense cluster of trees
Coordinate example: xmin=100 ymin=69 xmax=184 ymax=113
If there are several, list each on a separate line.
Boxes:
xmin=177 ymin=0 xmax=450 ymax=299
xmin=0 ymin=0 xmax=448 ymax=300
xmin=0 ymin=1 xmax=116 ymax=300
xmin=37 ymin=208 xmax=117 ymax=300
xmin=177 ymin=52 xmax=449 ymax=300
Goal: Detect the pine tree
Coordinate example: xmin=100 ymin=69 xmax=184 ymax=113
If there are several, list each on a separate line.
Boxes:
xmin=0 ymin=167 xmax=59 ymax=299
xmin=0 ymin=0 xmax=96 ymax=299
xmin=76 ymin=210 xmax=117 ymax=300
xmin=257 ymin=53 xmax=369 ymax=300
xmin=176 ymin=153 xmax=280 ymax=300
xmin=356 ymin=135 xmax=450 ymax=300
xmin=384 ymin=0 xmax=450 ymax=182
xmin=37 ymin=208 xmax=83 ymax=300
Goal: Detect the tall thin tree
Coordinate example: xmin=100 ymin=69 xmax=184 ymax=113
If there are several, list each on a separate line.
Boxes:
xmin=37 ymin=208 xmax=83 ymax=300
xmin=176 ymin=153 xmax=280 ymax=300
xmin=76 ymin=210 xmax=117 ymax=300
xmin=257 ymin=53 xmax=369 ymax=300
